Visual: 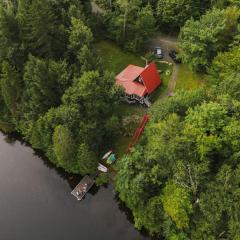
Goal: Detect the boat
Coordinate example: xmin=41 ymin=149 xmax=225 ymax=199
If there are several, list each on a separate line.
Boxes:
xmin=102 ymin=150 xmax=112 ymax=160
xmin=97 ymin=163 xmax=108 ymax=173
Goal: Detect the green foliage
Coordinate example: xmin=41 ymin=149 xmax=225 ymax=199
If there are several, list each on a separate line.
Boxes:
xmin=230 ymin=0 xmax=240 ymax=6
xmin=68 ymin=17 xmax=93 ymax=53
xmin=28 ymin=68 xmax=119 ymax=172
xmin=186 ymin=102 xmax=228 ymax=134
xmin=53 ymin=125 xmax=77 ymax=168
xmin=1 ymin=0 xmax=240 ymax=238
xmin=157 ymin=0 xmax=200 ymax=29
xmin=116 ymin=0 xmax=141 ymax=21
xmin=180 ymin=7 xmax=240 ymax=71
xmin=192 ymin=164 xmax=240 ymax=239
xmin=0 ymin=1 xmax=120 ymax=175
xmin=0 ymin=3 xmax=24 ymax=69
xmin=161 ymin=181 xmax=193 ymax=229
xmin=76 ymin=143 xmax=98 ymax=175
xmin=30 ymin=104 xmax=81 ymax=152
xmin=62 ymin=71 xmax=120 ymax=142
xmin=212 ymin=0 xmax=240 ymax=8
xmin=67 ymin=17 xmax=100 ymax=75
xmin=77 ymin=44 xmax=99 ymax=74
xmin=103 ymin=1 xmax=156 ymax=52
xmin=20 ymin=55 xmax=66 ymax=128
xmin=209 ymin=46 xmax=240 ymax=100
xmin=150 ymin=88 xmax=209 ymax=121
xmin=0 ymin=61 xmax=22 ymax=117
xmin=211 ymin=46 xmax=240 ymax=82
xmin=116 ymin=92 xmax=240 ymax=237
xmin=135 ymin=195 xmax=164 ymax=235
xmin=18 ymin=0 xmax=68 ymax=58
xmin=129 ymin=4 xmax=156 ymax=52
xmin=95 ymin=173 xmax=109 ymax=186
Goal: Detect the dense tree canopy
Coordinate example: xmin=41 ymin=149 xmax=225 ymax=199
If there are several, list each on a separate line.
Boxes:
xmin=1 ymin=1 xmax=240 ymax=239
xmin=0 ymin=0 xmax=120 ymax=174
xmin=209 ymin=46 xmax=240 ymax=100
xmin=53 ymin=124 xmax=76 ymax=168
xmin=116 ymin=91 xmax=240 ymax=238
xmin=157 ymin=0 xmax=200 ymax=30
xmin=96 ymin=0 xmax=156 ymax=52
xmin=0 ymin=61 xmax=22 ymax=117
xmin=180 ymin=6 xmax=240 ymax=71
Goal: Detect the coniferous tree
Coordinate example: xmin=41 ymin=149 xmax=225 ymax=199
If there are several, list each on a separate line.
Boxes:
xmin=0 ymin=3 xmax=24 ymax=69
xmin=0 ymin=61 xmax=22 ymax=117
xmin=53 ymin=124 xmax=77 ymax=169
xmin=18 ymin=0 xmax=68 ymax=58
xmin=77 ymin=143 xmax=98 ymax=175
xmin=20 ymin=55 xmax=66 ymax=128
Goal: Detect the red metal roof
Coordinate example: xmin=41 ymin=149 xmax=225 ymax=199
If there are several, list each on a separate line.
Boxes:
xmin=116 ymin=64 xmax=144 ymax=82
xmin=140 ymin=63 xmax=161 ymax=94
xmin=115 ymin=62 xmax=161 ymax=97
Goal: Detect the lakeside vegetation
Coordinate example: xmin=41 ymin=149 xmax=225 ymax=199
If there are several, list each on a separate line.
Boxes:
xmin=0 ymin=0 xmax=240 ymax=239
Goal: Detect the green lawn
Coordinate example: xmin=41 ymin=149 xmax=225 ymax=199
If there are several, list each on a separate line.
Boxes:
xmin=95 ymin=40 xmax=172 ymax=158
xmin=176 ymin=64 xmax=205 ymax=90
xmin=96 ymin=39 xmax=206 ymax=166
xmin=95 ymin=40 xmax=145 ymax=74
xmin=113 ymin=104 xmax=147 ymax=158
xmin=95 ymin=40 xmax=171 ymax=96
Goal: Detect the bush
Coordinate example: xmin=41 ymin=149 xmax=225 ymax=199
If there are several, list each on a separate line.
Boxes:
xmin=95 ymin=173 xmax=109 ymax=186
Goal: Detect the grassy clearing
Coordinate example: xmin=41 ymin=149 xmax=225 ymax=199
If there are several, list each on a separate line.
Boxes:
xmin=96 ymin=39 xmax=206 ymax=165
xmin=113 ymin=104 xmax=147 ymax=158
xmin=95 ymin=40 xmax=171 ymax=98
xmin=95 ymin=40 xmax=145 ymax=74
xmin=176 ymin=64 xmax=205 ymax=90
xmin=95 ymin=40 xmax=172 ymax=158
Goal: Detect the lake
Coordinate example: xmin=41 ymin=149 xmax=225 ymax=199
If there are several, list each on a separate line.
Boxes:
xmin=0 ymin=132 xmax=150 ymax=240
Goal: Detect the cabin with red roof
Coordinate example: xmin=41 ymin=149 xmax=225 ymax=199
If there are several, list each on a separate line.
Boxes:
xmin=115 ymin=62 xmax=161 ymax=107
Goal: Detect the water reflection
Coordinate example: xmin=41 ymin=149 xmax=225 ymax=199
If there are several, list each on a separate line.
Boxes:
xmin=0 ymin=132 xmax=151 ymax=240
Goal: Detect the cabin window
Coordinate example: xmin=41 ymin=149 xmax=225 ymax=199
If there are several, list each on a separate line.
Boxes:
xmin=135 ymin=76 xmax=144 ymax=84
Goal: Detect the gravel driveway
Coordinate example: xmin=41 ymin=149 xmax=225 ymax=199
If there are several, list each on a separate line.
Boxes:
xmin=150 ymin=34 xmax=180 ymax=98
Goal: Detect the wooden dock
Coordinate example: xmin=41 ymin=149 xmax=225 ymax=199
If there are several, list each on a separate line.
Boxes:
xmin=71 ymin=175 xmax=95 ymax=201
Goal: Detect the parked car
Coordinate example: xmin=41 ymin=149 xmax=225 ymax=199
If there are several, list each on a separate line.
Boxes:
xmin=154 ymin=47 xmax=163 ymax=59
xmin=169 ymin=49 xmax=181 ymax=63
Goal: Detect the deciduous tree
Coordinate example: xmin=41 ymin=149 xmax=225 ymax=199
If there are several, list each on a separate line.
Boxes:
xmin=180 ymin=7 xmax=240 ymax=71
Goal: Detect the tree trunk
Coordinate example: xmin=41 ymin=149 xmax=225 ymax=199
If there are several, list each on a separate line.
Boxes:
xmin=123 ymin=12 xmax=126 ymax=38
xmin=4 ymin=0 xmax=11 ymax=8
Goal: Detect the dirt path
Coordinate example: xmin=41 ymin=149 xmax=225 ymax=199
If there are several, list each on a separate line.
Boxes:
xmin=162 ymin=64 xmax=180 ymax=98
xmin=150 ymin=34 xmax=179 ymax=99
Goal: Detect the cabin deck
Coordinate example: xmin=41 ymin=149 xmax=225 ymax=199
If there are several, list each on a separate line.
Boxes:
xmin=71 ymin=175 xmax=95 ymax=201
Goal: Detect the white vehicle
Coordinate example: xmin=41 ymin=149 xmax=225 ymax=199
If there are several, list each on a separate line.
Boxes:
xmin=155 ymin=47 xmax=164 ymax=59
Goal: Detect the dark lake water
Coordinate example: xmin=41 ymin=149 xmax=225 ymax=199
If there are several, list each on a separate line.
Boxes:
xmin=0 ymin=132 xmax=150 ymax=240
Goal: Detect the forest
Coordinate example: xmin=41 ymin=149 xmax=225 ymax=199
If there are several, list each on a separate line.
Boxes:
xmin=0 ymin=0 xmax=240 ymax=239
